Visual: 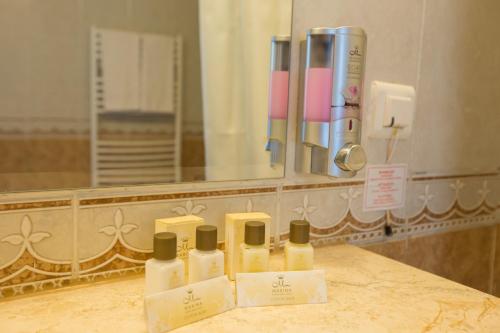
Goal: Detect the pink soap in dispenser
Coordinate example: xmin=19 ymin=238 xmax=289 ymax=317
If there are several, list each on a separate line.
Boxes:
xmin=304 ymin=67 xmax=332 ymax=122
xmin=302 ymin=28 xmax=335 ymax=148
xmin=269 ymin=70 xmax=289 ymax=120
xmin=266 ymin=35 xmax=291 ymax=167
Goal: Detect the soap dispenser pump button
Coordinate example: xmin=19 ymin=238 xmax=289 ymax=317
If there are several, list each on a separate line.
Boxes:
xmin=334 ymin=143 xmax=366 ymax=171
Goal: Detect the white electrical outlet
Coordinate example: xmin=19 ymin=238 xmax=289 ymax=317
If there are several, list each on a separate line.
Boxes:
xmin=368 ymin=81 xmax=416 ymax=139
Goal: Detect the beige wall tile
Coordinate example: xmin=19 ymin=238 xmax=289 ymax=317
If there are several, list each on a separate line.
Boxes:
xmin=363 ymin=239 xmax=408 ymax=263
xmin=0 ymin=204 xmax=74 ymax=293
xmin=405 ymin=226 xmax=495 ymax=293
xmin=365 ymin=226 xmax=497 ymax=295
xmin=412 ymin=0 xmax=500 ymax=174
xmin=493 ymin=224 xmax=500 ymax=296
xmin=0 ymin=0 xmax=32 ymax=119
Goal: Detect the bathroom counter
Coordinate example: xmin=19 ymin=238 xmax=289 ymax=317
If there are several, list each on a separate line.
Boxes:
xmin=1 ymin=244 xmax=499 ymax=332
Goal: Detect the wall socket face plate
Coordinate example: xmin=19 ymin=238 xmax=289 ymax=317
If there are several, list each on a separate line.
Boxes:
xmin=368 ymin=81 xmax=416 ymax=139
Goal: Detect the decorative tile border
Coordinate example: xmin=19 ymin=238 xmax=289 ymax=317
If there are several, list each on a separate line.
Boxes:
xmin=412 ymin=172 xmax=499 ymax=181
xmin=1 ymin=172 xmax=496 ymax=212
xmin=283 ymin=181 xmax=364 ymax=191
xmin=79 ymin=187 xmax=277 ymax=206
xmin=0 ymin=215 xmax=73 ymax=298
xmin=282 ymin=172 xmax=499 ymax=191
xmin=0 ymin=173 xmax=498 ymax=299
xmin=279 ymin=199 xmax=496 ymax=244
xmin=78 ymin=209 xmax=151 ymax=276
xmin=0 ymin=200 xmax=72 ymax=212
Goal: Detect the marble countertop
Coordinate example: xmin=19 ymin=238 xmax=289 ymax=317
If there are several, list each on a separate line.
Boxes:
xmin=1 ymin=244 xmax=499 ymax=332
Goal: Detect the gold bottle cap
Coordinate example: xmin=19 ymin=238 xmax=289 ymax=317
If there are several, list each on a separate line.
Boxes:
xmin=244 ymin=221 xmax=265 ymax=246
xmin=153 ymin=232 xmax=177 ymax=260
xmin=290 ymin=220 xmax=310 ymax=244
xmin=196 ymin=225 xmax=218 ymax=251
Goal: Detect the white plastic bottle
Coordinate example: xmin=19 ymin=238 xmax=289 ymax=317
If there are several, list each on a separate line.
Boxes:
xmin=188 ymin=225 xmax=224 ymax=283
xmin=145 ymin=232 xmax=185 ymax=296
xmin=284 ymin=220 xmax=314 ymax=271
xmin=240 ymin=221 xmax=269 ymax=273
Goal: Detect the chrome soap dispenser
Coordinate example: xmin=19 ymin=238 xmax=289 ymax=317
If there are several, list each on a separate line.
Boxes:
xmin=296 ymin=26 xmax=367 ymax=178
xmin=266 ymin=35 xmax=291 ymax=167
xmin=329 ymin=26 xmax=367 ymax=177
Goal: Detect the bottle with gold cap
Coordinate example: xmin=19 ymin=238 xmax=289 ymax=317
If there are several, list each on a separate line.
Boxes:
xmin=239 ymin=221 xmax=269 ymax=273
xmin=188 ymin=225 xmax=224 ymax=283
xmin=284 ymin=220 xmax=313 ymax=271
xmin=145 ymin=232 xmax=185 ymax=296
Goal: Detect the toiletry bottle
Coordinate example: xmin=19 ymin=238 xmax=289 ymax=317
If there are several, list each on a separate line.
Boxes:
xmin=145 ymin=232 xmax=185 ymax=296
xmin=155 ymin=215 xmax=205 ymax=271
xmin=240 ymin=221 xmax=269 ymax=273
xmin=188 ymin=225 xmax=224 ymax=283
xmin=225 ymin=212 xmax=271 ymax=280
xmin=284 ymin=220 xmax=314 ymax=271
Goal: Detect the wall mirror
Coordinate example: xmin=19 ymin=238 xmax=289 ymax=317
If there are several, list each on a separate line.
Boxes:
xmin=0 ymin=0 xmax=292 ymax=192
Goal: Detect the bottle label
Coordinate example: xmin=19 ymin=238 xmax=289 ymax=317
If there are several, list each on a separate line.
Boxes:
xmin=176 ymin=236 xmax=192 ymax=260
xmin=208 ymin=259 xmax=220 ymax=277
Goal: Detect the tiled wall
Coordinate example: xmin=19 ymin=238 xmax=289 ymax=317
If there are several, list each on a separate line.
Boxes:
xmin=364 ymin=224 xmax=500 ymax=296
xmin=413 ymin=0 xmax=500 ymax=173
xmin=0 ymin=174 xmax=498 ymax=298
xmin=285 ymin=0 xmax=423 ymax=175
xmin=286 ymin=0 xmax=500 ymax=176
xmin=0 ymin=136 xmax=90 ymax=191
xmin=0 ymin=132 xmax=205 ymax=190
xmin=1 ymin=0 xmax=500 ymax=299
xmin=181 ymin=134 xmax=206 ymax=182
xmin=281 ymin=0 xmax=500 ymax=295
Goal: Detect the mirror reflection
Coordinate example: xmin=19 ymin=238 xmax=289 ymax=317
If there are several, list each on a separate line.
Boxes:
xmin=0 ymin=0 xmax=292 ymax=192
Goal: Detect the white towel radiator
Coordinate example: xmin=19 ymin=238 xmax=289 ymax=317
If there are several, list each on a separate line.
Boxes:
xmin=90 ymin=27 xmax=183 ymax=187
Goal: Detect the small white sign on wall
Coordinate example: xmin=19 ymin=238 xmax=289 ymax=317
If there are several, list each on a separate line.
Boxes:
xmin=363 ymin=164 xmax=408 ymax=211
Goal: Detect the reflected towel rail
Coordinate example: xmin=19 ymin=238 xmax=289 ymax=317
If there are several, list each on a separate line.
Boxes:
xmin=90 ymin=27 xmax=183 ymax=186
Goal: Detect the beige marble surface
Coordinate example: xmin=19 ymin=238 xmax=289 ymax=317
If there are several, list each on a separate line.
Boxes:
xmin=0 ymin=244 xmax=499 ymax=333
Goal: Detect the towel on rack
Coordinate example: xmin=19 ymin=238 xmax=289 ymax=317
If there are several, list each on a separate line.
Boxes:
xmin=140 ymin=34 xmax=175 ymax=113
xmin=100 ymin=29 xmax=140 ymax=111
